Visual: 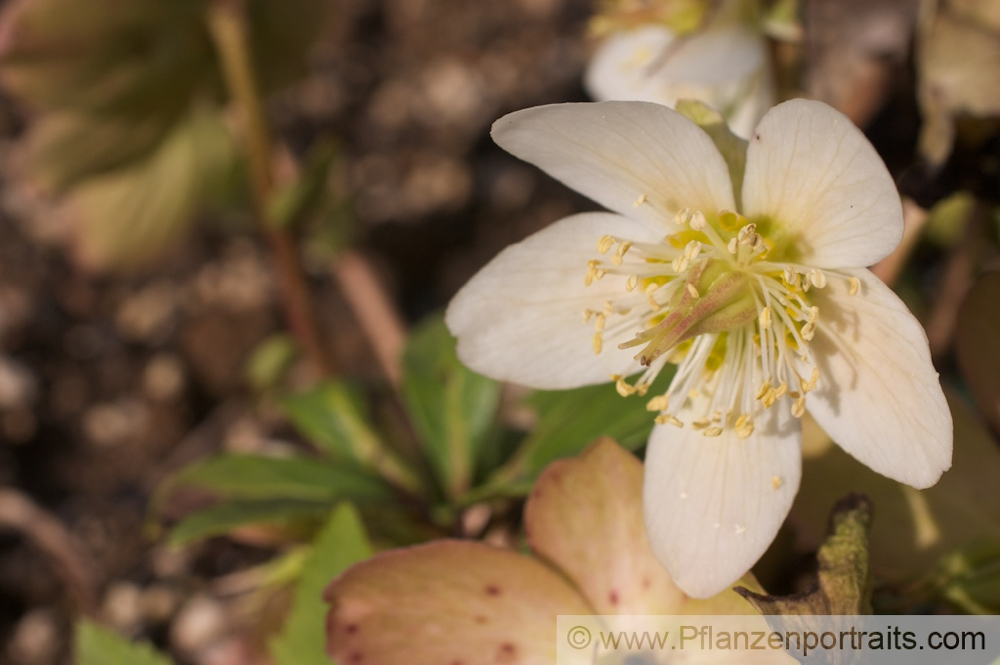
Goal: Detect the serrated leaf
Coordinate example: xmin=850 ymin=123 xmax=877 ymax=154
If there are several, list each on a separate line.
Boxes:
xmin=168 ymin=498 xmax=330 ymax=547
xmin=496 ymin=368 xmax=673 ymax=482
xmin=162 ymin=453 xmax=396 ymax=503
xmin=401 ymin=316 xmax=501 ymax=498
xmin=75 ymin=619 xmax=174 ymax=665
xmin=281 ymin=382 xmax=421 ymax=493
xmin=269 ymin=504 xmax=372 ymax=665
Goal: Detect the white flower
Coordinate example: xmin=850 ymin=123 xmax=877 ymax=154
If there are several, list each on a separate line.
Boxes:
xmin=585 ymin=22 xmax=774 ymax=139
xmin=446 ymin=99 xmax=953 ymax=599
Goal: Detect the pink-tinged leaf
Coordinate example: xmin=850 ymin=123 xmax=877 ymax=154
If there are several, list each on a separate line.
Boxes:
xmin=524 ymin=438 xmax=686 ymax=614
xmin=324 ymin=540 xmax=592 ymax=665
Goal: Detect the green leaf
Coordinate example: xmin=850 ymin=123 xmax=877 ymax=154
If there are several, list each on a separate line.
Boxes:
xmin=245 ymin=333 xmax=299 ymax=391
xmin=281 ymin=382 xmax=421 ymax=493
xmin=63 ymin=105 xmax=237 ymax=272
xmin=400 ymin=317 xmax=501 ymax=498
xmin=934 ymin=540 xmax=1000 ymax=614
xmin=269 ymin=504 xmax=373 ymax=665
xmin=75 ymin=619 xmax=174 ymax=665
xmin=267 ymin=139 xmax=338 ymax=229
xmin=168 ymin=498 xmax=330 ymax=547
xmin=497 ymin=368 xmax=674 ymax=482
xmin=163 ymin=454 xmax=396 ymax=503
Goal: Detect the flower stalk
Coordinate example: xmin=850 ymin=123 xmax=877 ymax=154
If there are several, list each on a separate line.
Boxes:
xmin=207 ymin=0 xmax=335 ymax=378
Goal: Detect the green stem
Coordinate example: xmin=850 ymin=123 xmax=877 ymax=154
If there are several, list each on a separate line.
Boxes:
xmin=207 ymin=0 xmax=334 ymax=378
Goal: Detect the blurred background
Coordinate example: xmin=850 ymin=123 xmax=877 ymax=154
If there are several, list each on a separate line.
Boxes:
xmin=0 ymin=0 xmax=997 ymax=663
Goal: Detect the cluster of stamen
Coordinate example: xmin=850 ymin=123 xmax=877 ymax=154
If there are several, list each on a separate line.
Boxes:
xmin=583 ymin=204 xmax=862 ymax=439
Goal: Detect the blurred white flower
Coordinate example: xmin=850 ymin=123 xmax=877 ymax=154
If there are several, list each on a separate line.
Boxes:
xmin=446 ymin=99 xmax=952 ymax=598
xmin=585 ymin=18 xmax=774 ymax=138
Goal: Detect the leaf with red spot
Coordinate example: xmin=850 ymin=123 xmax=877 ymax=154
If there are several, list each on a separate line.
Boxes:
xmin=524 ymin=438 xmax=686 ymax=614
xmin=324 ymin=540 xmax=592 ymax=665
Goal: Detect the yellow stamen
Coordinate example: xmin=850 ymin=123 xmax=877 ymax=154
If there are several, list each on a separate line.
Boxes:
xmin=848 ymin=276 xmax=860 ymax=296
xmin=809 ymin=268 xmax=827 ymax=289
xmin=615 ymin=376 xmax=635 ymax=397
xmin=655 ymin=414 xmax=684 ymax=427
xmin=596 ymin=235 xmax=615 ymax=253
xmin=646 ymin=394 xmax=670 ymax=412
xmin=791 ymin=395 xmax=806 ymax=418
xmin=758 ymin=306 xmax=771 ymax=330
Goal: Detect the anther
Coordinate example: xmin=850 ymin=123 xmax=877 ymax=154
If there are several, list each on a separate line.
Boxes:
xmin=646 ymin=395 xmax=670 ymax=412
xmin=673 ymin=208 xmax=692 ymax=226
xmin=791 ymin=395 xmax=806 ymax=418
xmin=808 ymin=269 xmax=827 ymax=289
xmin=655 ymin=414 xmax=684 ymax=427
xmin=684 ymin=240 xmax=702 ymax=260
xmin=634 ymin=194 xmax=647 ymax=207
xmin=689 ymin=210 xmax=707 ymax=230
xmin=848 ymin=276 xmax=860 ymax=296
xmin=686 ymin=284 xmax=699 ymax=299
xmin=596 ymin=235 xmax=615 ymax=253
xmin=800 ymin=321 xmax=816 ymax=341
xmin=626 ymin=275 xmax=638 ymax=292
xmin=582 ymin=308 xmax=594 ymax=322
xmin=737 ymin=223 xmax=757 ymax=244
xmin=703 ymin=427 xmax=723 ymax=437
xmin=727 ymin=238 xmax=738 ymax=254
xmin=800 ymin=367 xmax=820 ymax=393
xmin=771 ymin=476 xmax=784 ymax=490
xmin=594 ymin=313 xmax=606 ymax=332
xmin=592 ymin=333 xmax=603 ymax=354
xmin=758 ymin=306 xmax=771 ymax=330
xmin=612 ymin=241 xmax=632 ymax=266
xmin=615 ymin=376 xmax=636 ymax=397
xmin=755 ymin=381 xmax=771 ymax=400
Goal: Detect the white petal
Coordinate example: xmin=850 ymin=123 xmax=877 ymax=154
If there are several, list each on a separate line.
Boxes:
xmin=585 ymin=25 xmax=773 ymax=140
xmin=643 ymin=402 xmax=802 ymax=599
xmin=742 ymin=100 xmax=903 ymax=268
xmin=585 ymin=26 xmax=681 ymax=106
xmin=445 ymin=212 xmax=659 ymax=389
xmin=806 ymin=268 xmax=953 ymax=488
xmin=491 ymin=101 xmax=736 ymax=228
